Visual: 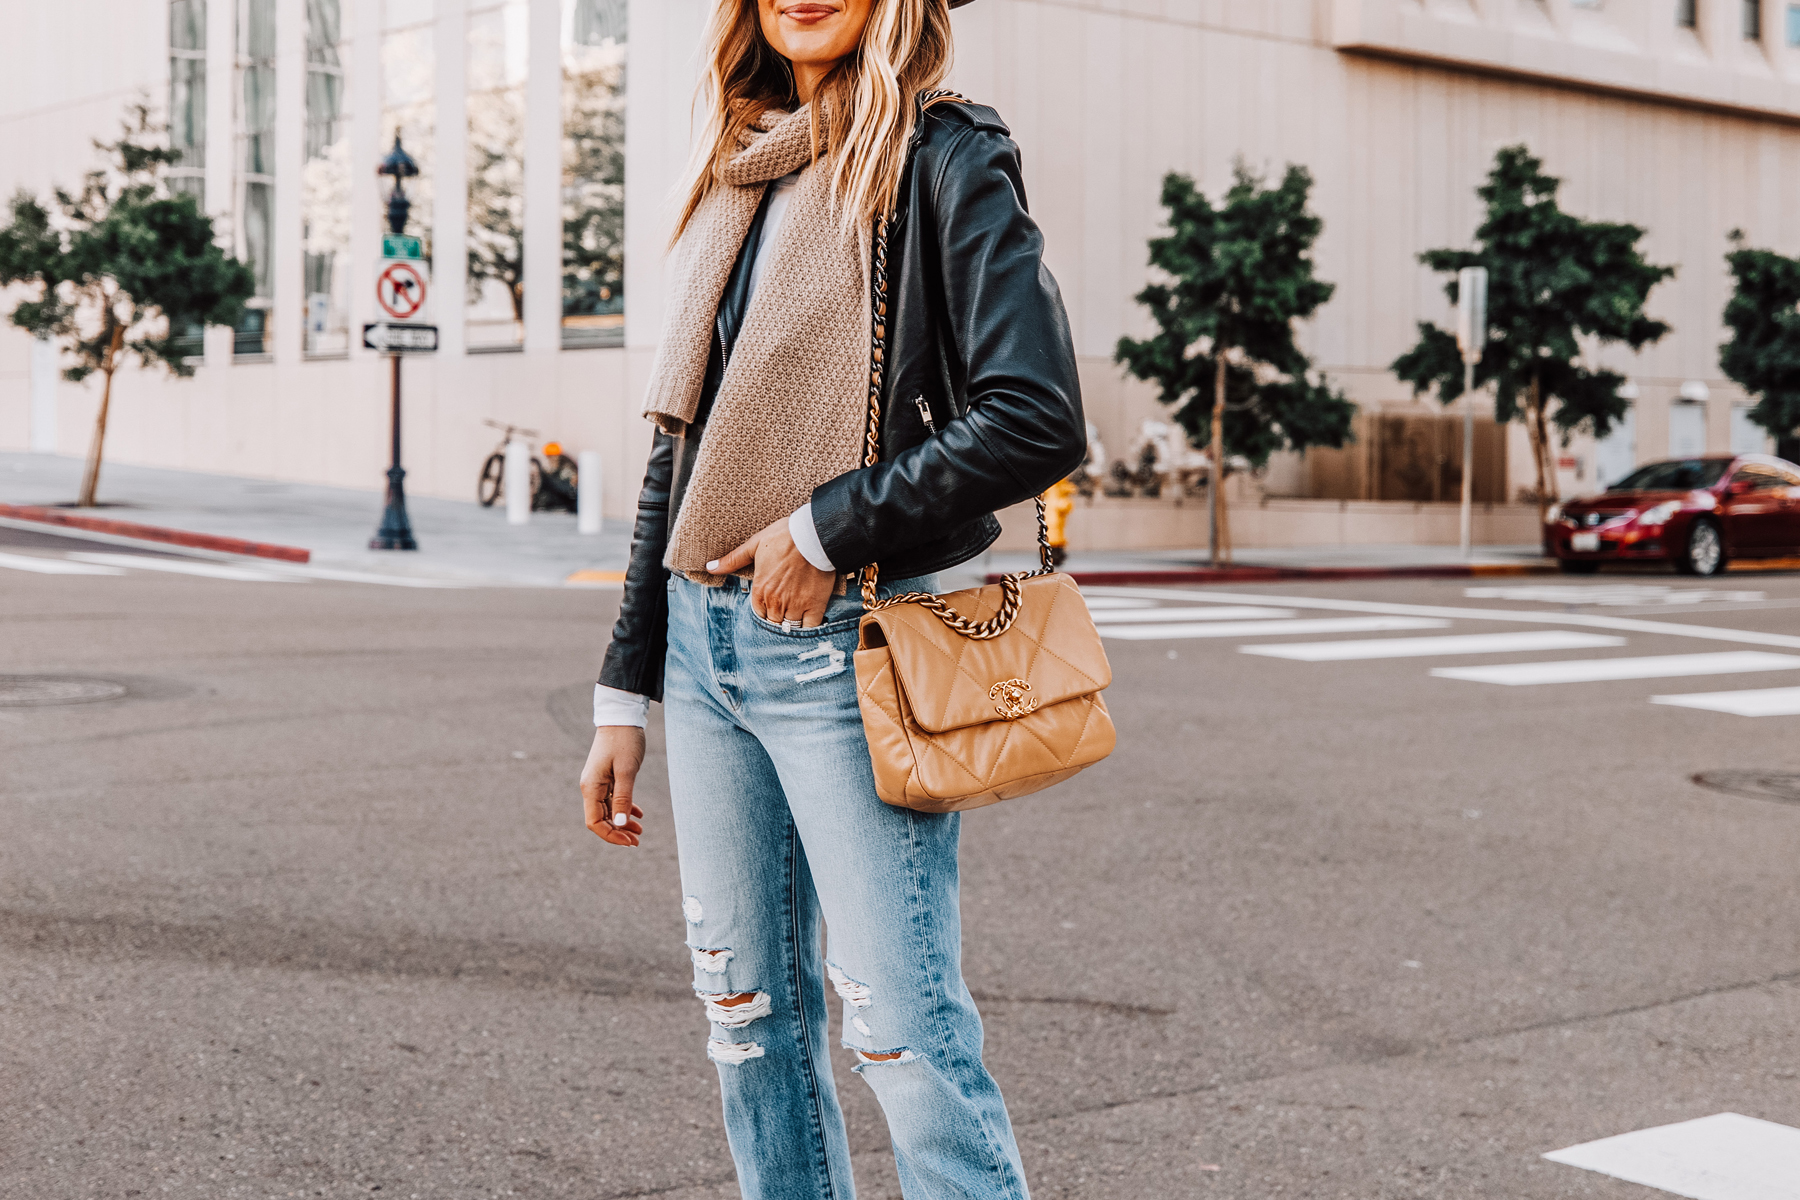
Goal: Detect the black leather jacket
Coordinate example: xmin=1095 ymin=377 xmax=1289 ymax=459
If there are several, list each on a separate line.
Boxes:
xmin=599 ymin=99 xmax=1085 ymax=702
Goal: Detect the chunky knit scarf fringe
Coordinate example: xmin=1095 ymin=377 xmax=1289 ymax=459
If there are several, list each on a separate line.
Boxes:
xmin=642 ymin=106 xmax=871 ymax=585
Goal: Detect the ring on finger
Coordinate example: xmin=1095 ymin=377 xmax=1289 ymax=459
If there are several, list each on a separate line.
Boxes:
xmin=781 ymin=617 xmax=799 ymax=632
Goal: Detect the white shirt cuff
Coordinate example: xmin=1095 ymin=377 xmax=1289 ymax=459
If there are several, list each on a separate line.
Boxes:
xmin=593 ymin=684 xmax=650 ymax=728
xmin=788 ymin=503 xmax=836 ymax=572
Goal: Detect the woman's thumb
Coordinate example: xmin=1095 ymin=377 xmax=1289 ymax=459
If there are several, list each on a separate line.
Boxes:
xmin=707 ymin=537 xmax=756 ymax=576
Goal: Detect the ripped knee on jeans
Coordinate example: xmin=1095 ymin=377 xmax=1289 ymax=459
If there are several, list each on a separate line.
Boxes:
xmin=699 ymin=990 xmax=772 ymax=1028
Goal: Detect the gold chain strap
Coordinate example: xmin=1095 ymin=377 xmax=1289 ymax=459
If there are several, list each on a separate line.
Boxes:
xmin=858 ymin=102 xmax=1056 ymax=641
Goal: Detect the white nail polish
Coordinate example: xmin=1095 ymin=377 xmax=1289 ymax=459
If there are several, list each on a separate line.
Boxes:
xmin=612 ymin=813 xmax=627 ymax=827
xmin=706 ymin=560 xmax=720 ymax=571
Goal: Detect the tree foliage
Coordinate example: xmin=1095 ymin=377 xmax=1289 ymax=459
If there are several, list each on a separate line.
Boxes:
xmin=0 ymin=102 xmax=253 ymax=503
xmin=1719 ymin=232 xmax=1800 ymax=444
xmin=1116 ymin=164 xmax=1353 ymax=467
xmin=1391 ymin=145 xmax=1673 ymax=509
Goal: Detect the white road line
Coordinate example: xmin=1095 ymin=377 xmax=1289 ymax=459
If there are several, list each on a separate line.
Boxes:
xmin=1080 ymin=586 xmax=1800 ymax=651
xmin=266 ymin=564 xmax=469 ymax=588
xmin=67 ymin=552 xmax=296 ymax=583
xmin=1100 ymin=616 xmax=1449 ymax=641
xmin=1089 ymin=606 xmax=1296 ymax=624
xmin=1433 ymin=651 xmax=1800 ymax=687
xmin=1544 ymin=1111 xmax=1800 ymax=1200
xmin=0 ymin=551 xmax=127 ymax=576
xmin=1651 ymin=686 xmax=1800 ymax=717
xmin=1241 ymin=631 xmax=1626 ymax=662
xmin=1082 ymin=596 xmax=1158 ymax=610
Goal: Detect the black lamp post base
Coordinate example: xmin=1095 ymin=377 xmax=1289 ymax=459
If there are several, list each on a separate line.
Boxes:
xmin=370 ymin=465 xmax=418 ymax=551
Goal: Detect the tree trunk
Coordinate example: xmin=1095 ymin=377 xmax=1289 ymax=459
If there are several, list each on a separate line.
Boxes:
xmin=78 ymin=322 xmax=126 ymax=508
xmin=1523 ymin=368 xmax=1562 ymax=554
xmin=1210 ymin=354 xmax=1229 ymax=566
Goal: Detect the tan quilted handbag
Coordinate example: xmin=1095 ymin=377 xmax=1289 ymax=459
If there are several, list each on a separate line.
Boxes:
xmin=852 ymin=203 xmax=1116 ymax=813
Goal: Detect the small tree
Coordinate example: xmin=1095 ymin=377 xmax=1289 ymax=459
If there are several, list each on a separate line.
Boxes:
xmin=1719 ymin=232 xmax=1800 ymax=450
xmin=0 ymin=104 xmax=253 ymax=506
xmin=1392 ymin=146 xmax=1673 ymax=520
xmin=1116 ymin=164 xmax=1354 ymax=564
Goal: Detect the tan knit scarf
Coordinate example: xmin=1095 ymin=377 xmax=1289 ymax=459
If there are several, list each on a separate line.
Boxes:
xmin=642 ymin=105 xmax=871 ymax=585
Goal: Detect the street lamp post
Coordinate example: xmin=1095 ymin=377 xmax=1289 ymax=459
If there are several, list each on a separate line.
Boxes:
xmin=1455 ymin=266 xmax=1489 ymax=559
xmin=370 ymin=132 xmax=420 ymax=552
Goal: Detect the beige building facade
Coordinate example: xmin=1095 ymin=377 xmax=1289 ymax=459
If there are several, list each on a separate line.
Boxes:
xmin=0 ymin=0 xmax=1789 ymax=547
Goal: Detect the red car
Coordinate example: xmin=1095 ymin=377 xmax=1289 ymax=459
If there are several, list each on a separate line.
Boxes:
xmin=1546 ymin=454 xmax=1800 ymax=576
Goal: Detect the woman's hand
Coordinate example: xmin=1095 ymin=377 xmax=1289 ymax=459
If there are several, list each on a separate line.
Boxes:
xmin=582 ymin=726 xmax=646 ymax=847
xmin=709 ymin=517 xmax=837 ymax=629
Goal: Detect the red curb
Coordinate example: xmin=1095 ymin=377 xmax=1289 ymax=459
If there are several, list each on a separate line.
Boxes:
xmin=0 ymin=505 xmax=312 ymax=564
xmin=988 ymin=562 xmax=1556 ymax=586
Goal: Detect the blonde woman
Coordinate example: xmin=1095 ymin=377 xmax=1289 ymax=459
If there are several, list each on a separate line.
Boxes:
xmin=580 ymin=0 xmax=1082 ymax=1194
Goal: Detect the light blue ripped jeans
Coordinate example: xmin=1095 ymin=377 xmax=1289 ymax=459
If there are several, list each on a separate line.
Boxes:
xmin=663 ymin=572 xmax=1031 ymax=1200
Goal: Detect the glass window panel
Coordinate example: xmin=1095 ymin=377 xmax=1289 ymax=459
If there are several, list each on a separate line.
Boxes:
xmin=561 ymin=0 xmax=625 ymax=350
xmin=467 ymin=1 xmax=528 ymax=350
xmin=304 ymin=0 xmax=351 ymax=356
xmin=1746 ymin=0 xmax=1763 ymax=38
xmin=169 ymin=0 xmax=206 ymax=202
xmin=237 ymin=0 xmax=277 ymax=357
xmin=171 ymin=0 xmax=206 ymax=50
xmin=1788 ymin=3 xmax=1800 ymax=43
xmin=1678 ymin=0 xmax=1698 ymax=27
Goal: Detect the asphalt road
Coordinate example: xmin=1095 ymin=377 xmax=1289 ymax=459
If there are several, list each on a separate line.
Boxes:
xmin=4 ymin=527 xmax=1799 ymax=1199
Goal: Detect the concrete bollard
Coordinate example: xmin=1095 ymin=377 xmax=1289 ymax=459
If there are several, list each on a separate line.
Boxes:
xmin=578 ymin=449 xmax=602 ymax=535
xmin=505 ymin=439 xmax=531 ymax=526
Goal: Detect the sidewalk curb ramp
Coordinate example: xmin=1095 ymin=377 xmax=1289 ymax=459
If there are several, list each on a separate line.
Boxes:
xmin=989 ymin=562 xmax=1557 ymax=586
xmin=0 ymin=504 xmax=312 ymax=564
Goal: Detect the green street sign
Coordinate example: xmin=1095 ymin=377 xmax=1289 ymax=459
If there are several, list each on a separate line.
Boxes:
xmin=381 ymin=234 xmax=424 ymax=259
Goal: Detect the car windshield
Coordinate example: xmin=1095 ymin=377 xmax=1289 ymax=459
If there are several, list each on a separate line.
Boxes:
xmin=1606 ymin=459 xmax=1731 ymax=492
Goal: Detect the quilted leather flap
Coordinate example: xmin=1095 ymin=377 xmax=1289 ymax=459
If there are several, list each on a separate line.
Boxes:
xmin=861 ymin=572 xmax=1111 ymax=734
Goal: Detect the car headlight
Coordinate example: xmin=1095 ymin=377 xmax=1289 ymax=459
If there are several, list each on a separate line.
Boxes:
xmin=1546 ymin=503 xmax=1564 ymax=524
xmin=1636 ymin=500 xmax=1680 ymax=527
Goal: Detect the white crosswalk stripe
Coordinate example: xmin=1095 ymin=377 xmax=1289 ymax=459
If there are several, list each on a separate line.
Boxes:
xmin=1650 ymin=686 xmax=1800 ymax=717
xmin=1545 ymin=1111 xmax=1800 ymax=1199
xmin=1099 ymin=616 xmax=1448 ymax=641
xmin=1241 ymin=630 xmax=1625 ymax=662
xmin=67 ymin=552 xmax=296 ymax=582
xmin=1432 ymin=651 xmax=1800 ymax=687
xmin=1090 ymin=605 xmax=1295 ymax=625
xmin=0 ymin=551 xmax=127 ymax=575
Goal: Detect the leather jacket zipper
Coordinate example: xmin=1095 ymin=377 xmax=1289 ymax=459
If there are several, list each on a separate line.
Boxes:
xmin=914 ymin=396 xmax=936 ymax=434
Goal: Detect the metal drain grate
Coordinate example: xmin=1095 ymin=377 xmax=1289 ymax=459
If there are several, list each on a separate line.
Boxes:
xmin=0 ymin=676 xmax=129 ymax=707
xmin=1691 ymin=770 xmax=1800 ymax=806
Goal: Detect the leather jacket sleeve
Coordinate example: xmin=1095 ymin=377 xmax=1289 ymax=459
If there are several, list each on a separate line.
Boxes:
xmin=808 ymin=126 xmax=1086 ymax=572
xmin=597 ymin=429 xmax=675 ymax=702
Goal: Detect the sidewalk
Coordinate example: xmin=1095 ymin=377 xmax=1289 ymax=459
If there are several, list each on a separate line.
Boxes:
xmin=2 ymin=453 xmax=633 ymax=587
xmin=3 ymin=452 xmax=1556 ymax=587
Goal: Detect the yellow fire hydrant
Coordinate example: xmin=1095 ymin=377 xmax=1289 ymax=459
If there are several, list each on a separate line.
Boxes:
xmin=1043 ymin=476 xmax=1077 ymax=566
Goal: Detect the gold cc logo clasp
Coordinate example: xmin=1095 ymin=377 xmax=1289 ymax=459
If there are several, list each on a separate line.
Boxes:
xmin=989 ymin=678 xmax=1039 ymax=720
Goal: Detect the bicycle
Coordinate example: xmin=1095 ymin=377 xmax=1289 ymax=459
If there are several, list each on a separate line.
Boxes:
xmin=478 ymin=420 xmax=580 ymax=512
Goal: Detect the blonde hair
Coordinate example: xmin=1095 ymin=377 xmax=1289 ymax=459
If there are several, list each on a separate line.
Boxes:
xmin=675 ymin=0 xmax=954 ymax=243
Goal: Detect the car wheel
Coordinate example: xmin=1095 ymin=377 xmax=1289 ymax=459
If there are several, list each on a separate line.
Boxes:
xmin=1558 ymin=559 xmax=1601 ymax=575
xmin=1677 ymin=519 xmax=1727 ymax=577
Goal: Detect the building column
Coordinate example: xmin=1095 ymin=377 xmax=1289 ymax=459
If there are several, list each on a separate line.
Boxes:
xmin=624 ymin=0 xmax=707 ymax=349
xmin=273 ymin=0 xmax=306 ymax=364
xmin=30 ymin=338 xmax=58 ymax=453
xmin=523 ymin=0 xmax=563 ymax=354
xmin=203 ymin=0 xmax=237 ymax=369
xmin=348 ymin=0 xmax=384 ymax=360
xmin=434 ymin=0 xmax=470 ymax=358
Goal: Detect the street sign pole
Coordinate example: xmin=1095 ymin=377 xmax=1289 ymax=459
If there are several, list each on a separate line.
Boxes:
xmin=1455 ymin=266 xmax=1489 ymax=559
xmin=369 ymin=133 xmax=432 ymax=552
xmin=370 ymin=353 xmax=417 ymax=550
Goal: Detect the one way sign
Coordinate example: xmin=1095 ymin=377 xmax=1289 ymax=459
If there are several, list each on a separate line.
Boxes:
xmin=362 ymin=322 xmax=439 ymax=353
